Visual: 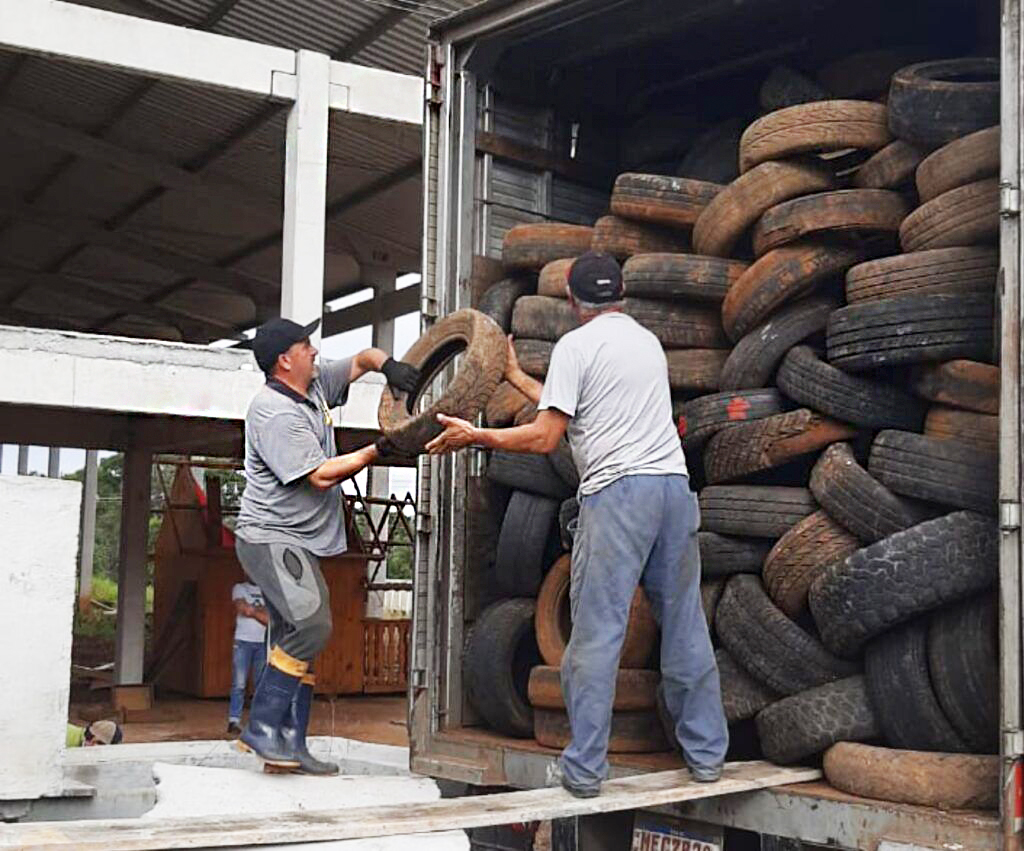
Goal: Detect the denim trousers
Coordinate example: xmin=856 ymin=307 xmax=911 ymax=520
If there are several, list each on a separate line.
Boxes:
xmin=559 ymin=473 xmax=728 ymax=791
xmin=229 ymin=639 xmax=267 ymax=722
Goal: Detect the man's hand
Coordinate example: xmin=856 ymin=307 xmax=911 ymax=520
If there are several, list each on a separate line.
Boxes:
xmin=425 ymin=414 xmax=479 ymax=454
xmin=381 ymin=358 xmax=420 ymax=397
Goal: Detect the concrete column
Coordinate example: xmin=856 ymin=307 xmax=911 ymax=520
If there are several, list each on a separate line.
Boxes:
xmin=114 ymin=450 xmax=152 ymax=685
xmin=78 ymin=450 xmax=99 ymax=613
xmin=17 ymin=446 xmax=28 ymax=475
xmin=280 ymin=49 xmax=331 ymax=347
xmin=47 ymin=447 xmax=60 ymax=478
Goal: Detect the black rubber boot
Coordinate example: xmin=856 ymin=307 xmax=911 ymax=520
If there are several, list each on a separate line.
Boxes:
xmin=238 ymin=665 xmax=302 ymax=767
xmin=280 ymin=683 xmax=339 ymax=776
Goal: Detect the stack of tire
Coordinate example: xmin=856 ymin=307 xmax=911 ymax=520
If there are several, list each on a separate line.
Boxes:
xmin=676 ymin=56 xmax=1002 ymax=812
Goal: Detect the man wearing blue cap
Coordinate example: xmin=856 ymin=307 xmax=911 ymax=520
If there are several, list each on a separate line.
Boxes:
xmin=427 ymin=252 xmax=727 ymax=797
xmin=233 ymin=316 xmax=417 ymax=774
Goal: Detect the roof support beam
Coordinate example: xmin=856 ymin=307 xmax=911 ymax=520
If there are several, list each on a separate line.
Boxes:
xmin=321 ymin=284 xmax=419 ymax=338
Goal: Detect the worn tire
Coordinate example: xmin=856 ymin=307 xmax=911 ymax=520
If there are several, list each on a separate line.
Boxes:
xmin=823 ymin=742 xmax=1000 ymax=810
xmin=763 ymin=511 xmax=860 ymax=620
xmin=808 ymin=510 xmax=999 ymax=657
xmin=888 ymin=58 xmax=1000 ymax=147
xmin=513 ymin=338 xmax=553 ymax=378
xmin=917 ymin=125 xmax=1000 ymax=203
xmin=677 ymin=389 xmax=786 ymax=451
xmin=928 ymin=594 xmax=999 ymax=753
xmin=666 ymin=350 xmax=729 ymax=393
xmin=536 ymin=258 xmax=574 ymax=298
xmin=756 ymin=676 xmax=879 ymax=764
xmin=464 ymin=598 xmax=541 ymax=738
xmin=817 ymin=48 xmax=931 ymax=99
xmin=776 ymin=345 xmax=927 ymax=430
xmin=699 ymin=486 xmax=817 ymax=539
xmin=378 ymin=308 xmax=507 ymax=453
xmin=739 ymin=101 xmax=891 ymax=173
xmin=868 ymin=429 xmax=997 ymax=514
xmin=534 ymin=553 xmax=657 ymax=669
xmin=511 ymin=295 xmax=579 ymax=341
xmin=485 ymin=381 xmax=531 ymax=427
xmin=911 ymin=359 xmax=1000 ymax=414
xmin=703 ymin=408 xmax=857 ymax=485
xmin=528 ymin=665 xmax=658 ymax=711
xmin=752 ymin=189 xmax=910 ymax=257
xmin=487 ymin=450 xmax=574 ymax=501
xmin=845 ymin=246 xmax=998 ymax=304
xmin=900 ymin=178 xmax=999 ymax=253
xmin=701 ymin=578 xmax=726 ymax=631
xmin=534 ymin=708 xmax=668 ymax=753
xmin=810 ymin=442 xmax=926 ymax=544
xmin=678 ymin=118 xmax=744 ymax=184
xmin=716 ymin=575 xmax=859 ymax=695
xmin=494 ymin=491 xmax=561 ymax=598
xmin=590 ymin=215 xmax=690 ymax=258
xmin=719 ymin=295 xmax=839 ymax=390
xmin=865 ymin=619 xmax=969 ymax=753
xmin=610 ymin=173 xmax=723 ymax=229
xmin=558 ymin=497 xmax=578 ymax=551
xmin=723 ymin=242 xmax=872 ymax=341
xmin=621 ymin=253 xmax=747 ymax=302
xmin=478 ymin=278 xmax=535 ymax=331
xmin=924 ymin=406 xmax=998 ymax=452
xmin=699 ymin=531 xmax=772 ymax=578
xmin=502 ymin=223 xmax=594 ymax=270
xmin=716 ymin=648 xmax=778 ymax=723
xmin=853 ymin=140 xmax=927 ymax=190
xmin=693 ymin=160 xmax=835 ymax=258
xmin=826 ymin=293 xmax=996 ymax=372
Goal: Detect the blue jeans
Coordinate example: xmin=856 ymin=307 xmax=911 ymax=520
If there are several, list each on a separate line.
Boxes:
xmin=229 ymin=639 xmax=267 ymax=723
xmin=559 ymin=474 xmax=728 ymax=792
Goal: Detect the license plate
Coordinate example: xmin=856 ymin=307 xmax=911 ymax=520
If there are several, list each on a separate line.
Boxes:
xmin=631 ymin=812 xmax=723 ymax=851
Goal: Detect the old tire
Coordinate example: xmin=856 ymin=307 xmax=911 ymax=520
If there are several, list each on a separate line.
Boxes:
xmin=536 ymin=258 xmax=574 ymax=298
xmin=621 ymin=253 xmax=747 ymax=302
xmin=701 ymin=578 xmax=726 ymax=631
xmin=776 ymin=345 xmax=927 ymax=430
xmin=823 ymin=742 xmax=999 ymax=810
xmin=910 ymin=359 xmax=1000 ymax=414
xmin=716 ymin=575 xmax=859 ymax=695
xmin=751 ymin=189 xmax=910 ymax=257
xmin=511 ymin=296 xmax=579 ymax=342
xmin=739 ymin=101 xmax=890 ymax=173
xmin=699 ymin=532 xmax=772 ymax=578
xmin=528 ymin=665 xmax=658 ymax=712
xmin=924 ymin=406 xmax=999 ymax=452
xmin=558 ymin=497 xmax=578 ymax=551
xmin=808 ymin=510 xmax=999 ymax=657
xmin=534 ymin=708 xmax=668 ymax=753
xmin=722 ymin=242 xmax=871 ymax=341
xmin=888 ymin=59 xmax=1000 ymax=148
xmin=719 ymin=295 xmax=838 ymax=390
xmin=868 ymin=429 xmax=997 ymax=514
xmin=717 ymin=648 xmax=778 ymax=724
xmin=666 ymin=350 xmax=729 ymax=393
xmin=826 ymin=293 xmax=995 ymax=372
xmin=917 ymin=125 xmax=1000 ymax=203
xmin=703 ymin=408 xmax=857 ymax=485
xmin=610 ymin=173 xmax=722 ymax=229
xmin=756 ymin=676 xmax=879 ymax=765
xmin=693 ymin=160 xmax=835 ymax=258
xmin=853 ymin=141 xmax=927 ymax=190
xmin=865 ymin=619 xmax=969 ymax=753
xmin=809 ymin=442 xmax=926 ymax=544
xmin=845 ymin=246 xmax=998 ymax=304
xmin=487 ymin=450 xmax=574 ymax=501
xmin=478 ymin=278 xmax=535 ymax=331
xmin=485 ymin=381 xmax=531 ymax=427
xmin=494 ymin=491 xmax=560 ymax=598
xmin=899 ymin=179 xmax=999 ymax=253
xmin=699 ymin=486 xmax=817 ymax=539
xmin=464 ymin=598 xmax=541 ymax=738
xmin=928 ymin=594 xmax=999 ymax=753
xmin=513 ymin=338 xmax=553 ymax=378
xmin=763 ymin=510 xmax=860 ymax=620
xmin=378 ymin=308 xmax=507 ymax=453
xmin=677 ymin=389 xmax=787 ymax=451
xmin=502 ymin=223 xmax=594 ymax=270
xmin=590 ymin=215 xmax=690 ymax=259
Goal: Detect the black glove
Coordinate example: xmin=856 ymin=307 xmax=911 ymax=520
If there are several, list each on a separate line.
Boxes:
xmin=381 ymin=357 xmax=420 ymax=396
xmin=374 ymin=435 xmax=400 ymax=459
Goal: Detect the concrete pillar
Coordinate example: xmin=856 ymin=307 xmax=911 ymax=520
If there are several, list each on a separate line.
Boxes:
xmin=78 ymin=450 xmax=99 ymax=613
xmin=280 ymin=49 xmax=330 ymax=348
xmin=17 ymin=446 xmax=28 ymax=475
xmin=47 ymin=447 xmax=60 ymax=478
xmin=114 ymin=450 xmax=152 ymax=685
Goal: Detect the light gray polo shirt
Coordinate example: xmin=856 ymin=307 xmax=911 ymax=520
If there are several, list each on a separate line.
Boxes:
xmin=538 ymin=312 xmax=687 ymax=497
xmin=234 ymin=358 xmax=353 ymax=556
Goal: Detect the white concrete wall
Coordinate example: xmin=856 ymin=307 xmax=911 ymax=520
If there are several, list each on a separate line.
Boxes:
xmin=0 ymin=475 xmax=81 ymax=800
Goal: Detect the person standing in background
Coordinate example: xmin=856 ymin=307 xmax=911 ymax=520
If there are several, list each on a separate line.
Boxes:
xmin=227 ymin=580 xmax=269 ymax=735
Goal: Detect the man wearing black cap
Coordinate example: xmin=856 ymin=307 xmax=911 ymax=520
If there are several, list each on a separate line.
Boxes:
xmin=427 ymin=252 xmax=727 ymax=797
xmin=233 ymin=316 xmax=418 ymax=773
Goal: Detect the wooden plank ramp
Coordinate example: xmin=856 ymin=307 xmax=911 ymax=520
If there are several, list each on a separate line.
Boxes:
xmin=0 ymin=761 xmax=819 ymax=850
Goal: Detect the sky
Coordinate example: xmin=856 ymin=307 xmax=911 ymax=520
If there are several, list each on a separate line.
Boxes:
xmin=0 ymin=275 xmax=422 ymax=498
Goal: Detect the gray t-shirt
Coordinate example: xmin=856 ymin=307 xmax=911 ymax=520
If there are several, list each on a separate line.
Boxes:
xmin=234 ymin=358 xmax=353 ymax=556
xmin=538 ymin=312 xmax=687 ymax=496
xmin=232 ymin=581 xmax=267 ymax=643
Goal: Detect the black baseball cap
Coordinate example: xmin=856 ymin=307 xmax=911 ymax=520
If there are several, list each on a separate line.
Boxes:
xmin=568 ymin=252 xmax=624 ymax=304
xmin=251 ymin=317 xmax=320 ymax=374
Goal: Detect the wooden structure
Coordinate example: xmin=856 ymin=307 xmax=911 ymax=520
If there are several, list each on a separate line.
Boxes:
xmin=151 ymin=466 xmax=408 ymax=697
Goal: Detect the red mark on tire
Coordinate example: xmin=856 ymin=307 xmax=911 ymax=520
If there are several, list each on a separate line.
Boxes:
xmin=726 ymin=396 xmax=751 ymax=421
xmin=677 ymin=415 xmax=687 ymax=436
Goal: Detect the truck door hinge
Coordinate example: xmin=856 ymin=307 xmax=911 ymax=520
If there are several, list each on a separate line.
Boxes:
xmin=1001 ymin=182 xmax=1021 ymax=217
xmin=410 ymin=668 xmax=427 ymax=689
xmin=1000 ymin=500 xmax=1021 ymax=532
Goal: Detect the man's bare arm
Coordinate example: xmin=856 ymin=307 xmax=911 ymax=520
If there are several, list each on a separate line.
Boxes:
xmin=504 ymin=336 xmax=543 ymax=405
xmin=425 ymin=409 xmax=569 ymax=455
xmin=348 ymin=347 xmax=389 ymax=383
xmin=307 ymin=444 xmax=380 ymax=490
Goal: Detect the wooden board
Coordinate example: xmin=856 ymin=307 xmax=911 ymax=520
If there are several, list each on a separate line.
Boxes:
xmin=0 ymin=762 xmax=820 ymax=850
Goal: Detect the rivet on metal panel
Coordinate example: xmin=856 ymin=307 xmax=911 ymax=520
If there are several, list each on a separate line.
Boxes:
xmin=1001 ymin=500 xmax=1021 ymax=532
xmin=1001 ymin=182 xmax=1021 ymax=217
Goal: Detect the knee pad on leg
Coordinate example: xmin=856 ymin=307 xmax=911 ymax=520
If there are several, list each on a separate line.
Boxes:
xmin=290 ymin=616 xmax=332 ymax=660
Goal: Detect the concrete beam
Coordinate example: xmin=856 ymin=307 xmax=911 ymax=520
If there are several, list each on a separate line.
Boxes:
xmin=47 ymin=447 xmax=60 ymax=478
xmin=17 ymin=445 xmax=28 ymax=475
xmin=78 ymin=450 xmax=99 ymax=612
xmin=114 ymin=449 xmax=152 ymax=685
